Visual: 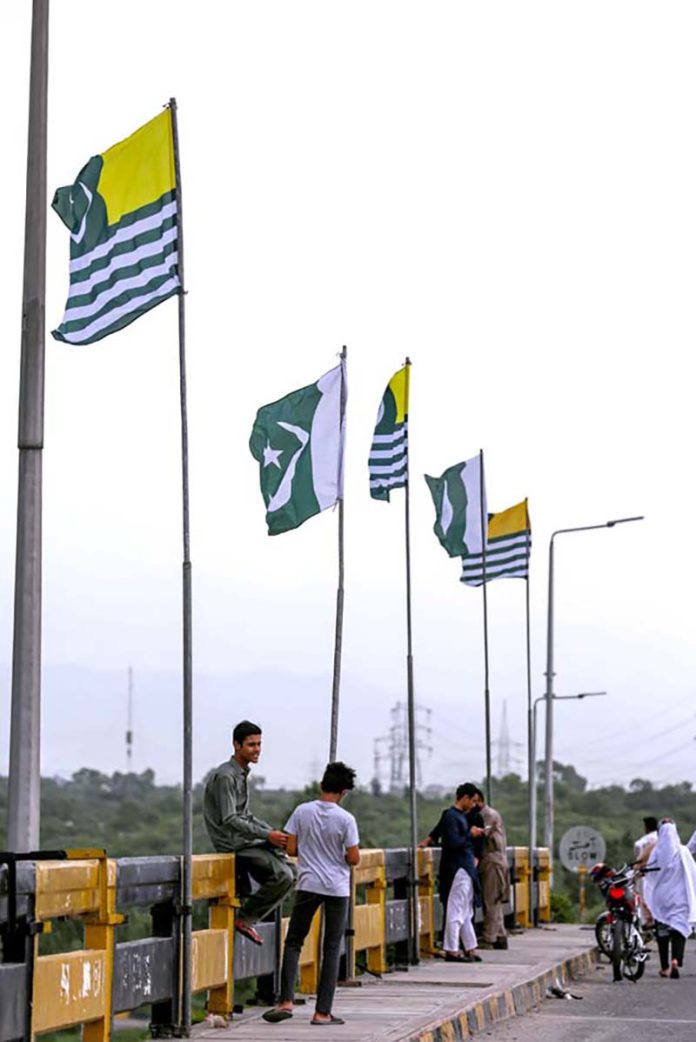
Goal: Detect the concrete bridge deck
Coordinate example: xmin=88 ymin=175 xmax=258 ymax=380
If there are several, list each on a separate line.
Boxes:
xmin=196 ymin=925 xmax=598 ymax=1042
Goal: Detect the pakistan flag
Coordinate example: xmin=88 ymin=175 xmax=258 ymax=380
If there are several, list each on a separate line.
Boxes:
xmin=424 ymin=455 xmax=486 ymax=557
xmin=249 ymin=363 xmax=345 ymax=535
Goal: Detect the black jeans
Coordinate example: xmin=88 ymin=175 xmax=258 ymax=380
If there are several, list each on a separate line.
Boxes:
xmin=280 ymin=890 xmax=349 ymax=1015
xmin=655 ymin=921 xmax=686 ymax=970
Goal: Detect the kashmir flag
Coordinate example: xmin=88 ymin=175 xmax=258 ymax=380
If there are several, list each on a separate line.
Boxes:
xmin=368 ymin=366 xmax=409 ymax=500
xmin=461 ymin=499 xmax=532 ymax=586
xmin=424 ymin=455 xmax=486 ymax=557
xmin=52 ymin=109 xmax=179 ymax=344
xmin=249 ymin=363 xmax=345 ymax=536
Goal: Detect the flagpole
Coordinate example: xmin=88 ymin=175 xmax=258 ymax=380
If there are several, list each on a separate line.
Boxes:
xmin=479 ymin=449 xmax=491 ymax=803
xmin=524 ymin=502 xmax=535 ymax=922
xmin=7 ymin=0 xmax=49 ymax=852
xmin=403 ymin=358 xmax=419 ymax=965
xmin=329 ymin=346 xmax=347 ymax=762
xmin=169 ymin=97 xmax=193 ymax=1035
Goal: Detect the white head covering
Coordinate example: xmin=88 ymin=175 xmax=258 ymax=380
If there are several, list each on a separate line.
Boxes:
xmin=644 ymin=821 xmax=696 ymax=938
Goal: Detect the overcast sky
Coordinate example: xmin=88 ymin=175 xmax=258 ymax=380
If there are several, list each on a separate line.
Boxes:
xmin=1 ymin=3 xmax=694 ymax=796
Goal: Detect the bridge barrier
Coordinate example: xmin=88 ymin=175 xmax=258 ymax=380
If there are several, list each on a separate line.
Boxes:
xmin=0 ymin=845 xmax=549 ymax=1042
xmin=536 ymin=847 xmax=552 ymax=922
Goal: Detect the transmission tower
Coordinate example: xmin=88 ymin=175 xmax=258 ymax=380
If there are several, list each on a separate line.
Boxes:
xmin=493 ymin=698 xmax=524 ymax=776
xmin=373 ymin=702 xmax=433 ymax=794
xmin=496 ymin=699 xmax=511 ymax=776
xmin=126 ymin=667 xmax=134 ymax=770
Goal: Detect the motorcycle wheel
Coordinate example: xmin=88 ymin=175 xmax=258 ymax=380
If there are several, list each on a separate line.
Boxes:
xmin=623 ymin=925 xmax=647 ymax=982
xmin=611 ymin=918 xmax=624 ymax=981
xmin=623 ymin=952 xmax=646 ymax=982
xmin=595 ymin=912 xmax=613 ymax=957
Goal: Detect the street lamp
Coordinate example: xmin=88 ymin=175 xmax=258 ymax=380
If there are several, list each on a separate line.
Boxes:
xmin=543 ymin=516 xmax=643 ymax=862
xmin=528 ymin=690 xmax=606 ymax=924
xmin=530 ymin=692 xmax=606 ymax=848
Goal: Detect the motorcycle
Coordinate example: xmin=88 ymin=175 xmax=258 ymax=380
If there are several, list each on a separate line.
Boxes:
xmin=590 ymin=862 xmax=658 ymax=982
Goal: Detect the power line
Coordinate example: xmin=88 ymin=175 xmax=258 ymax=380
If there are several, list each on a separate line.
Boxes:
xmin=556 ymin=693 xmax=696 ymax=757
xmin=557 ymin=713 xmax=696 ymax=767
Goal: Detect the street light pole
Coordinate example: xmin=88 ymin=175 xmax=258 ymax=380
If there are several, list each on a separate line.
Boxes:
xmin=533 ymin=691 xmax=606 ymax=848
xmin=543 ymin=516 xmax=643 ymax=863
xmin=531 ymin=690 xmax=606 ymax=919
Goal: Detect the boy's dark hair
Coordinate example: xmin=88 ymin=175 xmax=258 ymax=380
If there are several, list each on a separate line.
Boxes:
xmin=473 ymin=786 xmax=485 ymax=801
xmin=456 ymin=782 xmax=478 ymax=800
xmin=233 ymin=720 xmax=262 ymax=745
xmin=643 ymin=816 xmax=658 ymax=833
xmin=321 ymin=761 xmax=356 ymax=794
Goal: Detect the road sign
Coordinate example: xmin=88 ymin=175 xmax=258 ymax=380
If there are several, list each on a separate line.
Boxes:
xmin=559 ymin=825 xmax=606 ymax=872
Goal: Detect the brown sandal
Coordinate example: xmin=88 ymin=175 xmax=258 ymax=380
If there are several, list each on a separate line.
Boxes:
xmin=235 ymin=919 xmax=263 ymax=945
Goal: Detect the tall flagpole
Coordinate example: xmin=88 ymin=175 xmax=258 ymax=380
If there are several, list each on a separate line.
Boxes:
xmin=403 ymin=358 xmax=419 ymax=964
xmin=7 ymin=0 xmax=49 ymax=852
xmin=479 ymin=450 xmax=492 ymax=803
xmin=524 ymin=502 xmax=535 ymax=921
xmin=169 ymin=97 xmax=193 ymax=1035
xmin=329 ymin=346 xmax=347 ymax=762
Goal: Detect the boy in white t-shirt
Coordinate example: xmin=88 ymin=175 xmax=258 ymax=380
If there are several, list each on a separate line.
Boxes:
xmin=263 ymin=762 xmax=360 ymax=1026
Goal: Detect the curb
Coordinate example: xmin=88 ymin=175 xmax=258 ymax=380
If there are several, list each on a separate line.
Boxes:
xmin=408 ymin=946 xmax=598 ymax=1041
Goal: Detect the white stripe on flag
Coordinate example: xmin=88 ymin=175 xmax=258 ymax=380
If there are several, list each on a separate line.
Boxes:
xmin=70 ymin=201 xmax=178 ymax=273
xmin=68 ymin=227 xmax=178 ymax=299
xmin=60 ymin=276 xmax=180 ymax=343
xmin=369 ymin=445 xmax=407 ymax=460
xmin=369 ymin=459 xmax=408 ymax=476
xmin=370 ymin=475 xmax=406 ymax=490
xmin=371 ymin=425 xmax=407 ymax=445
xmin=63 ymin=253 xmax=178 ymax=321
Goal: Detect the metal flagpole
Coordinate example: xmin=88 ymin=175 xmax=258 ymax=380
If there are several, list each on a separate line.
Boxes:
xmin=524 ymin=502 xmax=535 ymax=922
xmin=329 ymin=346 xmax=347 ymax=762
xmin=403 ymin=358 xmax=419 ymax=964
xmin=479 ymin=450 xmax=492 ymax=803
xmin=169 ymin=97 xmax=193 ymax=1035
xmin=7 ymin=0 xmax=49 ymax=852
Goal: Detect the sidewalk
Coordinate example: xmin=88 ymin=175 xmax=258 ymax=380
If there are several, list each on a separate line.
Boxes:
xmin=194 ymin=925 xmax=598 ymax=1042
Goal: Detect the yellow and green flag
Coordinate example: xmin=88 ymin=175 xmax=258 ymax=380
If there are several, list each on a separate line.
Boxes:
xmin=52 ymin=109 xmax=179 ymax=344
xmin=368 ymin=366 xmax=409 ymax=500
xmin=461 ymin=499 xmax=532 ymax=586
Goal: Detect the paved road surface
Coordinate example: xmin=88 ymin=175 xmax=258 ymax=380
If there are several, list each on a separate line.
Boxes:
xmin=487 ymin=942 xmax=695 ymax=1042
xmin=194 ymin=925 xmax=595 ymax=1042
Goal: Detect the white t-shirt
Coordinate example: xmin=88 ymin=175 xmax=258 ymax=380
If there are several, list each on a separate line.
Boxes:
xmin=634 ymin=830 xmax=657 ymax=861
xmin=284 ymin=800 xmax=360 ymax=897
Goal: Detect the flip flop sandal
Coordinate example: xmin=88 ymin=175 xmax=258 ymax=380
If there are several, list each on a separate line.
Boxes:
xmin=262 ymin=1009 xmax=293 ymax=1023
xmin=311 ymin=1015 xmax=346 ymax=1025
xmin=234 ymin=920 xmax=263 ymax=945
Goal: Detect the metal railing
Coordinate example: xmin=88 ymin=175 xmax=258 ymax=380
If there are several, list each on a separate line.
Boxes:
xmin=0 ymin=845 xmax=551 ymax=1042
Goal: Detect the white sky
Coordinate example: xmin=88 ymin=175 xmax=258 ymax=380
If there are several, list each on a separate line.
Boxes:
xmin=1 ymin=2 xmax=695 ymax=795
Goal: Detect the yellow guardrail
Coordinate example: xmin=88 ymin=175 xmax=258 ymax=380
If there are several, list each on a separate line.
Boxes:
xmin=191 ymin=853 xmax=238 ymax=1017
xmin=18 ymin=846 xmax=549 ymax=1039
xmin=353 ymin=848 xmax=388 ymax=975
xmin=537 ymin=848 xmax=552 ymax=922
xmin=512 ymin=846 xmax=532 ymax=928
xmin=417 ymin=847 xmax=438 ymax=955
xmin=32 ymin=851 xmax=122 ymax=1041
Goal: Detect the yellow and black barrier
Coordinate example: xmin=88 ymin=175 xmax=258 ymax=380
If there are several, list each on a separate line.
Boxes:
xmin=0 ymin=845 xmax=550 ymax=1041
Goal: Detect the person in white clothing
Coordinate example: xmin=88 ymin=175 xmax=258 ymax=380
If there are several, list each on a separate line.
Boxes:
xmin=264 ymin=762 xmax=360 ymax=1026
xmin=644 ymin=819 xmax=696 ymax=978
